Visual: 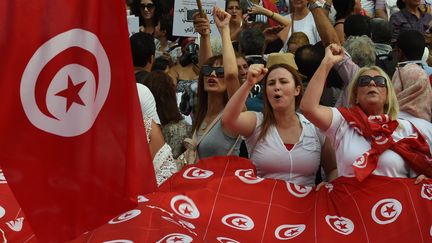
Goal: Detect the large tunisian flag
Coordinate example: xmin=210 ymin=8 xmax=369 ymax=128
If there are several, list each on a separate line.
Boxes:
xmin=0 ymin=0 xmax=156 ymax=242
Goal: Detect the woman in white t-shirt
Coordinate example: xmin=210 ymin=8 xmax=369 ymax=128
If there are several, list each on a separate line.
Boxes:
xmin=222 ymin=63 xmax=337 ymax=187
xmin=300 ymin=43 xmax=432 ymax=183
xmin=282 ymin=0 xmax=320 ymax=52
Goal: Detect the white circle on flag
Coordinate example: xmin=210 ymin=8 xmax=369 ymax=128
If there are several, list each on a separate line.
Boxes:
xmin=20 ymin=28 xmax=111 ymax=137
xmin=109 ymin=209 xmax=141 ymax=224
xmin=371 ymin=198 xmax=402 ymax=225
xmin=0 ymin=206 xmax=5 ymax=218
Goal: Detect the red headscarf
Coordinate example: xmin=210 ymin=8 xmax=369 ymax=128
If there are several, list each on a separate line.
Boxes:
xmin=338 ymin=106 xmax=432 ymax=181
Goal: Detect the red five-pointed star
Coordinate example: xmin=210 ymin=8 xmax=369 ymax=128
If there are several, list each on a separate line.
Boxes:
xmin=384 ymin=205 xmax=395 ymax=216
xmin=182 ymin=206 xmax=192 ymax=215
xmin=236 ymin=219 xmax=247 ymax=226
xmin=172 ymin=236 xmax=183 ymax=242
xmin=55 ymin=76 xmax=86 ymax=111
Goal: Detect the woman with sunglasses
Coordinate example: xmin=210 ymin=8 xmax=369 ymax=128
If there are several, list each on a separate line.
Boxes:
xmin=300 ymin=43 xmax=432 ymax=183
xmin=221 ymin=63 xmax=337 ymax=187
xmin=131 ymin=0 xmax=162 ymax=35
xmin=185 ymin=7 xmax=241 ymax=161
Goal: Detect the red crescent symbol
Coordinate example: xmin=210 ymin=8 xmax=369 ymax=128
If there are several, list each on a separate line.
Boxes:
xmin=371 ymin=199 xmax=402 ymax=224
xmin=221 ymin=214 xmax=254 ymax=230
xmin=286 ymin=182 xmax=312 ymax=198
xmin=422 ymin=184 xmax=432 ymax=200
xmin=183 ymin=167 xmax=213 ymax=179
xmin=170 ymin=195 xmax=200 ymax=219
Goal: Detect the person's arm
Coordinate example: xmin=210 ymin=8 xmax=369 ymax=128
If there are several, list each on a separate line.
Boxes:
xmin=148 ymin=120 xmax=165 ymax=159
xmin=213 ymin=7 xmax=240 ymax=100
xmin=248 ymin=4 xmax=291 ymax=26
xmin=320 ymin=138 xmax=338 ymax=181
xmin=375 ymin=9 xmax=388 ymax=20
xmin=300 ymin=44 xmax=343 ymax=131
xmin=193 ymin=13 xmax=213 ymax=66
xmin=221 ymin=64 xmax=267 ymax=137
xmin=308 ymin=1 xmax=340 ymax=46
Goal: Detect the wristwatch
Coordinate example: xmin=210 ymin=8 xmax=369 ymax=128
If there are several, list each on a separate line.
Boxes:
xmin=323 ymin=2 xmax=332 ymax=12
xmin=307 ymin=1 xmax=322 ymax=11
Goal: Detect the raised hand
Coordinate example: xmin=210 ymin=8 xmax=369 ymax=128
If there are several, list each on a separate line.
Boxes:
xmin=323 ymin=43 xmax=344 ymax=66
xmin=193 ymin=12 xmax=210 ymax=36
xmin=263 ymin=26 xmax=284 ymax=43
xmin=213 ymin=6 xmax=231 ymax=30
xmin=247 ymin=64 xmax=268 ymax=85
xmin=247 ymin=4 xmax=268 ymax=16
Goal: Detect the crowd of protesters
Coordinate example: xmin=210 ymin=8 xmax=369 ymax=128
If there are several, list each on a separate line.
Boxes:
xmin=126 ymin=0 xmax=432 ymax=186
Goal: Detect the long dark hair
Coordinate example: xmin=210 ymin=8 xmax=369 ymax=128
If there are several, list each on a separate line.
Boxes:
xmin=256 ymin=64 xmax=304 ymax=144
xmin=131 ymin=0 xmax=163 ymax=27
xmin=142 ymin=71 xmax=183 ymax=125
xmin=192 ymin=55 xmax=228 ymax=133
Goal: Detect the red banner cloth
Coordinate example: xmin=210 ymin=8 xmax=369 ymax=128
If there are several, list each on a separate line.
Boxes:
xmin=0 ymin=156 xmax=431 ymax=242
xmin=0 ymin=1 xmax=156 ymax=242
xmin=69 ymin=156 xmax=431 ymax=242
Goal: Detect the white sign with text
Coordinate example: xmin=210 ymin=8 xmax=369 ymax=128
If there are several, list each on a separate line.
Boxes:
xmin=173 ymin=0 xmax=225 ymax=38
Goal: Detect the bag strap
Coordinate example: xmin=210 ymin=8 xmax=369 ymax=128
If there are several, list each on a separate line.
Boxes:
xmin=226 ymin=135 xmax=241 ymax=155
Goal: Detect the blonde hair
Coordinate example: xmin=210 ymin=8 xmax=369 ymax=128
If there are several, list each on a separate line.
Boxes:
xmin=347 ymin=66 xmax=399 ymax=120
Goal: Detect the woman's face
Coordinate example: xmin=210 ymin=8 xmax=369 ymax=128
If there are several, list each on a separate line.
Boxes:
xmin=140 ymin=0 xmax=155 ymax=20
xmin=291 ymin=0 xmax=308 ymax=10
xmin=355 ymin=69 xmax=388 ymax=115
xmin=227 ymin=1 xmax=243 ymax=23
xmin=354 ymin=0 xmax=362 ymax=14
xmin=203 ymin=60 xmax=227 ymax=93
xmin=265 ymin=68 xmax=300 ymax=111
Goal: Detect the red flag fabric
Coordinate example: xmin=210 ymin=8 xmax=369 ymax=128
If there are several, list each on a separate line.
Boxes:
xmin=0 ymin=156 xmax=431 ymax=242
xmin=73 ymin=156 xmax=430 ymax=242
xmin=0 ymin=0 xmax=156 ymax=242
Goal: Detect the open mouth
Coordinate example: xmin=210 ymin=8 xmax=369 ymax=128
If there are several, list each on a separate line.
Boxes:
xmin=274 ymin=94 xmax=282 ymax=100
xmin=207 ymin=78 xmax=217 ymax=85
xmin=367 ymin=90 xmax=378 ymax=95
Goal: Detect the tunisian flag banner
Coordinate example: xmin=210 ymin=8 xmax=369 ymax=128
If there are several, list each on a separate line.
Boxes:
xmin=0 ymin=0 xmax=156 ymax=242
xmin=0 ymin=157 xmax=431 ymax=242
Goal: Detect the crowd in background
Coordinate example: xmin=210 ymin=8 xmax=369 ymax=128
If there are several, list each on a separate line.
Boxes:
xmin=125 ymin=0 xmax=432 ymax=186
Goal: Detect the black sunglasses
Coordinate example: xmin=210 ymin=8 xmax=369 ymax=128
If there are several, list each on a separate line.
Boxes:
xmin=201 ymin=65 xmax=224 ymax=77
xmin=357 ymin=75 xmax=387 ymax=87
xmin=140 ymin=3 xmax=155 ymax=10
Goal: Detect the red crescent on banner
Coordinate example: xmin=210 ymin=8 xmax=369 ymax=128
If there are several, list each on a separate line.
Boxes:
xmin=325 ymin=215 xmax=354 ymax=235
xmin=221 ymin=213 xmax=254 ymax=231
xmin=371 ymin=199 xmax=402 ymax=225
xmin=421 ymin=184 xmax=432 ymax=200
xmin=216 ymin=237 xmax=240 ymax=243
xmin=353 ymin=152 xmax=368 ymax=168
xmin=170 ymin=195 xmax=200 ymax=219
xmin=183 ymin=167 xmax=214 ymax=179
xmin=234 ymin=169 xmax=264 ymax=184
xmin=156 ymin=233 xmax=193 ymax=243
xmin=372 ymin=135 xmax=389 ymax=145
xmin=286 ymin=182 xmax=312 ymax=198
xmin=274 ymin=224 xmax=306 ymax=240
xmin=108 ymin=210 xmax=141 ymax=224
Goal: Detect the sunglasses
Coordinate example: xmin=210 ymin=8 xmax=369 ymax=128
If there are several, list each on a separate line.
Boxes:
xmin=357 ymin=75 xmax=387 ymax=87
xmin=140 ymin=3 xmax=155 ymax=10
xmin=201 ymin=65 xmax=224 ymax=77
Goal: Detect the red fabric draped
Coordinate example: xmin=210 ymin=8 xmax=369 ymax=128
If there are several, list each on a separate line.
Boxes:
xmin=339 ymin=106 xmax=432 ymax=181
xmin=2 ymin=156 xmax=432 ymax=242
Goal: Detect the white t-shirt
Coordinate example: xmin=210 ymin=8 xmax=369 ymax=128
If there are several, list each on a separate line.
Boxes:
xmin=282 ymin=12 xmax=321 ymax=52
xmin=136 ymin=83 xmax=160 ymax=125
xmin=325 ymin=108 xmax=418 ymax=178
xmin=245 ymin=112 xmax=325 ymax=186
xmin=398 ymin=111 xmax=432 ymax=150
